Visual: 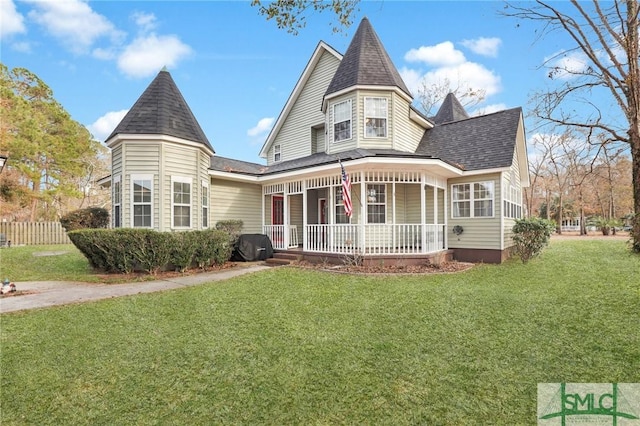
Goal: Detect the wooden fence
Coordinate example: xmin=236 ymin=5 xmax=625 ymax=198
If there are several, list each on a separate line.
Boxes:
xmin=0 ymin=222 xmax=71 ymax=246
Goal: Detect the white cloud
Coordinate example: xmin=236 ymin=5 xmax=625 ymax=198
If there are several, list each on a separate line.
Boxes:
xmin=247 ymin=117 xmax=275 ymax=137
xmin=545 ymin=50 xmax=589 ymax=80
xmin=471 ymin=103 xmax=507 ymax=116
xmin=0 ymin=0 xmax=26 ymax=39
xmin=404 ymin=41 xmax=465 ymax=67
xmin=461 ymin=37 xmax=502 ymax=58
xmin=11 ymin=41 xmax=32 ymax=53
xmin=87 ymin=109 xmax=129 ymax=142
xmin=402 ymin=62 xmax=501 ymax=101
xmin=117 ymin=34 xmax=192 ymax=78
xmin=132 ymin=11 xmax=157 ymax=33
xmin=26 ymin=0 xmax=124 ymax=54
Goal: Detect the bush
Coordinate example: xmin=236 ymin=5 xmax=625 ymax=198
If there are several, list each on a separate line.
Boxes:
xmin=68 ymin=228 xmax=234 ymax=274
xmin=60 ymin=207 xmax=109 ymax=231
xmin=511 ymin=217 xmax=555 ymax=264
xmin=170 ymin=232 xmax=199 ymax=272
xmin=215 ymin=220 xmax=243 ymax=245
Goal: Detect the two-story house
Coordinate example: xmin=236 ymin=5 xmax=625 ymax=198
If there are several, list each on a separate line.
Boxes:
xmin=103 ymin=17 xmax=529 ymax=264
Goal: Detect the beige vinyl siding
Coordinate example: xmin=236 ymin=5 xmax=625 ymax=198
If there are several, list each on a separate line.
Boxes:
xmin=392 ymin=94 xmax=424 ymax=153
xmin=399 ymin=183 xmax=421 ymax=223
xmin=268 ymin=51 xmax=340 ymax=165
xmin=327 ymin=93 xmax=358 ymax=155
xmin=162 ymin=144 xmax=201 ymax=231
xmin=211 ymin=180 xmax=262 ymax=233
xmin=111 ymin=146 xmax=123 ymax=228
xmin=448 ymin=173 xmax=502 ymax=250
xmin=503 ymin=149 xmax=523 ymax=248
xmin=358 ymin=91 xmax=393 ymax=150
xmin=123 ymin=143 xmax=160 ymax=230
xmin=312 ymin=127 xmax=326 ymax=154
xmin=289 ymin=195 xmax=303 ymax=239
xmin=424 ymin=186 xmax=435 ymax=224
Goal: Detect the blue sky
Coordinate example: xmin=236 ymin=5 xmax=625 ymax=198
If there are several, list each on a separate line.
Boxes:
xmin=1 ymin=0 xmax=584 ymax=164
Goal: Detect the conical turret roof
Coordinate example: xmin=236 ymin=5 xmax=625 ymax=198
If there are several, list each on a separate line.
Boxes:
xmin=107 ymin=69 xmax=214 ymax=152
xmin=324 ymin=17 xmax=411 ymax=98
xmin=432 ymin=92 xmax=469 ymax=124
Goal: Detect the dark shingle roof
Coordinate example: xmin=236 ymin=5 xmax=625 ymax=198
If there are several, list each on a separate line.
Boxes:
xmin=416 ymin=107 xmax=522 ymax=171
xmin=432 ymin=92 xmax=470 ymax=124
xmin=210 ymin=149 xmax=431 ymax=176
xmin=324 ymin=17 xmax=411 ymax=98
xmin=107 ymin=69 xmax=214 ymax=152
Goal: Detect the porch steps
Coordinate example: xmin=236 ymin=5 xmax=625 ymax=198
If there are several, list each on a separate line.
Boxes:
xmin=265 ymin=251 xmax=302 ymax=267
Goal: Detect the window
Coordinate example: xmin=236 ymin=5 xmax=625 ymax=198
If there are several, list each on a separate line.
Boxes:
xmin=364 ymin=97 xmax=388 ymax=138
xmin=113 ymin=175 xmax=121 ymax=228
xmin=333 ymin=100 xmax=352 ymax=142
xmin=132 ymin=175 xmax=153 ymax=227
xmin=367 ymin=184 xmax=386 ymax=223
xmin=172 ymin=176 xmax=192 ymax=228
xmin=202 ymin=180 xmax=209 ymax=228
xmin=274 ymin=144 xmax=281 ymax=162
xmin=503 ymin=177 xmax=522 ymax=219
xmin=451 ymin=181 xmax=494 ymax=218
xmin=335 ymin=187 xmax=349 ymax=224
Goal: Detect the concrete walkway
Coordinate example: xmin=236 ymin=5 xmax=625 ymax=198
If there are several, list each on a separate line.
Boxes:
xmin=0 ymin=264 xmax=271 ymax=314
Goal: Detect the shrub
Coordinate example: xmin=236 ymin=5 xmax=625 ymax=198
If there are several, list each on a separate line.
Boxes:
xmin=60 ymin=207 xmax=109 ymax=231
xmin=511 ymin=217 xmax=555 ymax=264
xmin=215 ymin=220 xmax=243 ymax=245
xmin=69 ymin=228 xmax=234 ymax=274
xmin=170 ymin=232 xmax=199 ymax=272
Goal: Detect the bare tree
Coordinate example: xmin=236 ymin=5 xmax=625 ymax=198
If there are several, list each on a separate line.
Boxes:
xmin=505 ymin=0 xmax=640 ymax=251
xmin=417 ymin=78 xmax=487 ymax=117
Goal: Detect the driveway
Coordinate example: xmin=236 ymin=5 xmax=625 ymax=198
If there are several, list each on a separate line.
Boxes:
xmin=0 ymin=264 xmax=271 ymax=314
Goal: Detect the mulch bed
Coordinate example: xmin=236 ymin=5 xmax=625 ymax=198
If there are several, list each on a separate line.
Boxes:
xmin=292 ymin=260 xmax=474 ymax=275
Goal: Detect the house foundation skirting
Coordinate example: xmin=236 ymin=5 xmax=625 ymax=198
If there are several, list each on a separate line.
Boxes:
xmin=451 ymin=247 xmax=514 ymax=264
xmin=275 ymin=249 xmax=455 ymax=267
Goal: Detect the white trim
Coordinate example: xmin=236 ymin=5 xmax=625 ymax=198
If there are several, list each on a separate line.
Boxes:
xmin=274 ymin=144 xmax=281 ymax=162
xmin=363 ymin=97 xmax=388 ymax=139
xmin=260 ymin=42 xmax=343 ymax=159
xmin=332 ymin=99 xmax=352 ymax=143
xmin=323 ymin=85 xmax=412 ymax=111
xmin=201 ymin=179 xmax=209 ymax=229
xmin=107 ymin=134 xmax=214 ymax=156
xmin=409 ymin=108 xmax=434 ymax=129
xmin=451 ymin=181 xmax=495 ymax=219
xmin=131 ymin=173 xmax=154 ymax=228
xmin=171 ymin=175 xmax=193 ymax=229
xmin=113 ymin=175 xmax=122 ymax=228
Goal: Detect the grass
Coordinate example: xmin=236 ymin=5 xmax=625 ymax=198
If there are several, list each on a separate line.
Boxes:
xmin=1 ymin=239 xmax=639 ymax=424
xmin=0 ymin=244 xmax=99 ymax=282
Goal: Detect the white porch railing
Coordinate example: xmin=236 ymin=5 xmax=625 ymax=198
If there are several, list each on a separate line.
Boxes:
xmin=303 ymin=224 xmax=445 ymax=255
xmin=263 ymin=225 xmax=299 ymax=250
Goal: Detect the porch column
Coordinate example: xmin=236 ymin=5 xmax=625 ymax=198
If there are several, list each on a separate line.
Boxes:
xmin=329 ymin=185 xmax=334 ymax=252
xmin=360 ymin=171 xmax=366 ymax=254
xmin=421 ymin=174 xmax=427 ymax=254
xmin=443 ymin=186 xmax=448 ymax=250
xmin=302 ymin=180 xmax=307 ymax=251
xmin=433 ymin=184 xmax=439 ymax=252
xmin=392 ymin=176 xmax=396 ymax=249
xmin=283 ymin=184 xmax=289 ymax=249
xmin=261 ymin=186 xmax=265 ymax=234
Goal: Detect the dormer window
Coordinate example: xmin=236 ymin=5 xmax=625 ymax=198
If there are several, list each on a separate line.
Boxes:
xmin=333 ymin=100 xmax=352 ymax=142
xmin=364 ymin=97 xmax=387 ymax=138
xmin=274 ymin=144 xmax=281 ymax=162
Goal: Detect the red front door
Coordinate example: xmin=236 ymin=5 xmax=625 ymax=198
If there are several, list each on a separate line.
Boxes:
xmin=272 ymin=195 xmax=284 ymax=225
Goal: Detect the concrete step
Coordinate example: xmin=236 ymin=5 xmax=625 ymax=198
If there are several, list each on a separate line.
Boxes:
xmin=273 ymin=252 xmax=301 ymax=261
xmin=265 ymin=257 xmax=291 ymax=267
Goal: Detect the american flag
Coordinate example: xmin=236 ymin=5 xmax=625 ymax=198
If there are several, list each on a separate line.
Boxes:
xmin=340 ymin=161 xmax=353 ymax=218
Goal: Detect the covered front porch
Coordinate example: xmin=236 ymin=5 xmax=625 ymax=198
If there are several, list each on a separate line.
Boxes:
xmin=261 ymin=168 xmax=448 ymax=257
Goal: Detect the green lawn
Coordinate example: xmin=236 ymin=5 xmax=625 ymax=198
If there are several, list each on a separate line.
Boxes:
xmin=1 ymin=239 xmax=638 ymax=424
xmin=0 ymin=244 xmax=99 ymax=282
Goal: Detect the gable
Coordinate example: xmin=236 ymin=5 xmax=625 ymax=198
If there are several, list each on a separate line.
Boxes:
xmin=259 ymin=42 xmax=342 ymax=160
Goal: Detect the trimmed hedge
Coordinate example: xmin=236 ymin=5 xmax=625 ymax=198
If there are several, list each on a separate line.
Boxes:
xmin=512 ymin=217 xmax=555 ymax=263
xmin=68 ymin=228 xmax=233 ymax=275
xmin=60 ymin=207 xmax=110 ymax=231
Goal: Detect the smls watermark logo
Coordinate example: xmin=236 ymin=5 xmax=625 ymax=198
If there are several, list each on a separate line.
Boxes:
xmin=538 ymin=383 xmax=640 ymax=425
